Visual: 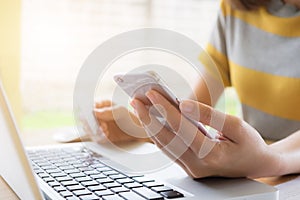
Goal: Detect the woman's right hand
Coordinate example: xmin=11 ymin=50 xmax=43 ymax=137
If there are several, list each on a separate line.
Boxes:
xmin=93 ymin=100 xmax=151 ymax=143
xmin=132 ymin=90 xmax=282 ymax=178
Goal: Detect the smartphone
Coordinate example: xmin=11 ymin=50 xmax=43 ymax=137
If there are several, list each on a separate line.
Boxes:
xmin=114 ymin=71 xmax=216 ymax=139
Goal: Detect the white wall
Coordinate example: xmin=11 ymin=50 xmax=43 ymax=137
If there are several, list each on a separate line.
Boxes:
xmin=21 ymin=0 xmax=219 ymax=112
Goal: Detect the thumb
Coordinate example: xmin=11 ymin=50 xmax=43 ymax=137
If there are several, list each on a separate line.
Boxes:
xmin=179 ymin=100 xmax=243 ymax=141
xmin=94 ymin=100 xmax=114 ymax=109
xmin=94 ymin=105 xmax=127 ymax=121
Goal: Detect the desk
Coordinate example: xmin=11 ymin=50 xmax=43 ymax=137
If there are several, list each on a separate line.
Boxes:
xmin=0 ymin=129 xmax=298 ymax=199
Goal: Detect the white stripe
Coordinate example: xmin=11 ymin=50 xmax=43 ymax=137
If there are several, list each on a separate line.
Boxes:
xmin=242 ymin=104 xmax=300 ymax=140
xmin=209 ymin=14 xmax=300 ymax=78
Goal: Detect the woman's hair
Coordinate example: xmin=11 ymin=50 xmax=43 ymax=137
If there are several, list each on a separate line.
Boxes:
xmin=226 ymin=0 xmax=271 ymax=10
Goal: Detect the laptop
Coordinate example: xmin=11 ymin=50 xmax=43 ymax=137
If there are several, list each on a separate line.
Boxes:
xmin=0 ymin=81 xmax=279 ymax=200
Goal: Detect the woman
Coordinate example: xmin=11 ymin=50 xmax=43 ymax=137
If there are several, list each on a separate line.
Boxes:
xmin=94 ymin=0 xmax=300 ymax=178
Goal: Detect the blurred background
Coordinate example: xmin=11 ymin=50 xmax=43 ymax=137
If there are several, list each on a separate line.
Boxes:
xmin=0 ymin=0 xmax=240 ymax=135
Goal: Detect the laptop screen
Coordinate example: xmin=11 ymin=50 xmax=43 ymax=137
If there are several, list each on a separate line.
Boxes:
xmin=0 ymin=80 xmax=43 ymax=199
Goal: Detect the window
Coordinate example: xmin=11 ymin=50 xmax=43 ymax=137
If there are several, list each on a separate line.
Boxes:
xmin=21 ymin=0 xmax=239 ymax=131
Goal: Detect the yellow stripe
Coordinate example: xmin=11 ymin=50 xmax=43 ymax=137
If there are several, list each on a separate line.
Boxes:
xmin=230 ymin=62 xmax=300 ymax=121
xmin=221 ymin=0 xmax=300 ymax=37
xmin=200 ymin=43 xmax=231 ymax=86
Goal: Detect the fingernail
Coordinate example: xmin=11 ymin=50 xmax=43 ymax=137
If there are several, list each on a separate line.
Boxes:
xmin=180 ymin=101 xmax=194 ymax=113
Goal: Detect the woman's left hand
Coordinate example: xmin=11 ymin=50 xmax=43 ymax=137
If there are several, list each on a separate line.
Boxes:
xmin=131 ymin=90 xmax=283 ymax=178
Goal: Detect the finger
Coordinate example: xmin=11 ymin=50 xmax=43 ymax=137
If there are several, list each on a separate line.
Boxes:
xmin=132 ymin=99 xmax=165 ymax=137
xmin=94 ymin=100 xmax=113 ymax=108
xmin=94 ymin=105 xmax=127 ymax=121
xmin=146 ymin=90 xmax=207 ymax=153
xmin=133 ymin=97 xmax=199 ymax=163
xmin=146 ymin=90 xmax=182 ymax=132
xmin=133 ymin=98 xmax=183 ymax=143
xmin=180 ymin=100 xmax=242 ymax=142
xmin=99 ymin=121 xmax=108 ymax=132
xmin=151 ymin=130 xmax=210 ymax=178
xmin=153 ymin=123 xmax=215 ymax=162
xmin=131 ymin=99 xmax=151 ymax=124
xmin=133 ymin=100 xmax=199 ymax=177
xmin=150 ymin=136 xmax=195 ymax=177
xmin=134 ymin=98 xmax=214 ymax=176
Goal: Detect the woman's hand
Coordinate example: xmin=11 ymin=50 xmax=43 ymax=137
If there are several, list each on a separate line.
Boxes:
xmin=131 ymin=90 xmax=283 ymax=178
xmin=93 ymin=100 xmax=151 ymax=143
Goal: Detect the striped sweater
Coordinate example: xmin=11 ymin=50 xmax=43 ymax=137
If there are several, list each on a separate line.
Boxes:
xmin=204 ymin=0 xmax=300 ymax=140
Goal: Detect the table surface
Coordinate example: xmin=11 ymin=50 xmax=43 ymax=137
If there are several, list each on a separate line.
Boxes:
xmin=1 ymin=128 xmax=299 ymax=199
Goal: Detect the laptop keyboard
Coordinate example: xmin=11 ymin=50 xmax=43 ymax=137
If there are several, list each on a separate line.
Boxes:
xmin=27 ymin=147 xmax=184 ymax=200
